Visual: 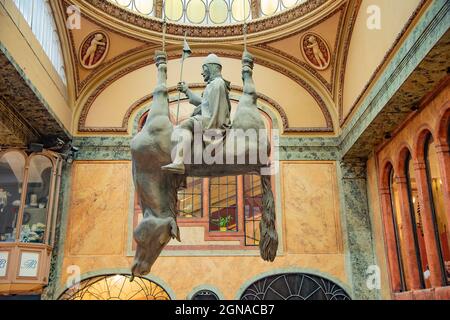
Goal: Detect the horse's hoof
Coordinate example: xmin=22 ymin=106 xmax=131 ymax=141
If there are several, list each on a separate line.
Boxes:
xmin=161 ymin=163 xmax=185 ymax=174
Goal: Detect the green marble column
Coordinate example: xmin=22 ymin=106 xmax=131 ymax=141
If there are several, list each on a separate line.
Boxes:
xmin=338 ymin=159 xmax=379 ymax=300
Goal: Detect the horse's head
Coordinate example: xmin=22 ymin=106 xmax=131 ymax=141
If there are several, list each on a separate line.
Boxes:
xmin=130 ymin=215 xmax=180 ymax=279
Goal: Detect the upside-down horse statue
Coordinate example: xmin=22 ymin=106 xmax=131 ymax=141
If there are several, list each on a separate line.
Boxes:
xmin=130 ymin=50 xmax=278 ymax=280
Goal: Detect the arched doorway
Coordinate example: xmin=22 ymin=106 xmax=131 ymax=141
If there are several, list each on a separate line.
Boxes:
xmin=240 ymin=273 xmax=351 ymax=300
xmin=59 ymin=274 xmax=171 ymax=300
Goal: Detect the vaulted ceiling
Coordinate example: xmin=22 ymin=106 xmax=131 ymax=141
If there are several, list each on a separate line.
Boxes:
xmin=51 ymin=0 xmax=361 ymax=135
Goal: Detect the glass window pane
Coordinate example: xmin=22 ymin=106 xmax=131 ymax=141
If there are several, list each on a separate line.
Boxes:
xmin=177 ymin=177 xmax=203 ymax=218
xmin=12 ymin=0 xmax=67 ymax=84
xmin=209 ymin=0 xmax=229 ymax=24
xmin=260 ymin=0 xmax=279 ymax=16
xmin=0 ymin=152 xmax=25 ymax=242
xmin=186 ymin=0 xmax=206 ymax=23
xmin=165 ymin=0 xmax=184 ymax=21
xmin=231 ymin=0 xmax=250 ymax=22
xmin=281 ymin=0 xmax=297 ymax=8
xmin=425 ymin=137 xmax=450 ymax=284
xmin=406 ymin=155 xmax=428 ymax=288
xmin=209 ymin=176 xmax=238 ymax=232
xmin=389 ymin=169 xmax=407 ymax=291
xmin=243 ymin=175 xmax=261 ymax=246
xmin=20 ymin=155 xmax=53 ymax=243
xmin=116 ymin=0 xmax=132 ymax=7
xmin=134 ymin=0 xmax=154 ymax=15
xmin=60 ymin=274 xmax=171 ymax=300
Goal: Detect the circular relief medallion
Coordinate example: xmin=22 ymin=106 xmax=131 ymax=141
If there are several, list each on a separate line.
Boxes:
xmin=79 ymin=31 xmax=110 ymax=69
xmin=300 ymin=32 xmax=331 ymax=71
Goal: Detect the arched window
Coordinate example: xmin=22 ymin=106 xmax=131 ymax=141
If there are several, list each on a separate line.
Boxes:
xmin=60 ymin=274 xmax=171 ymax=300
xmin=0 ymin=151 xmax=58 ymax=244
xmin=447 ymin=121 xmax=450 ymax=147
xmin=191 ymin=289 xmax=220 ymax=300
xmin=240 ymin=273 xmax=351 ymax=300
xmin=0 ymin=151 xmax=26 ymax=242
xmin=424 ymin=134 xmax=449 ymax=285
xmin=389 ymin=167 xmax=407 ymax=291
xmin=13 ymin=0 xmax=66 ymax=84
xmin=19 ymin=155 xmax=53 ymax=244
xmin=405 ymin=153 xmax=428 ymax=288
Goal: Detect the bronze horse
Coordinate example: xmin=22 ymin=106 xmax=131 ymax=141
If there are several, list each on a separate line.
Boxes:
xmin=130 ymin=51 xmax=278 ymax=279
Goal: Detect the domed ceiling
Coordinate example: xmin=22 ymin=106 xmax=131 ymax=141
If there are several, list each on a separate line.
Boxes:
xmin=107 ymin=0 xmax=308 ymax=25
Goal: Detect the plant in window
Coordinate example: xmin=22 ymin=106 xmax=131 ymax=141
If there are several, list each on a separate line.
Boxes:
xmin=211 ymin=215 xmax=232 ymax=232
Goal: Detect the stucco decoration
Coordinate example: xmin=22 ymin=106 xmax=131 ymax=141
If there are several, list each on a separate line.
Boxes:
xmin=79 ymin=31 xmax=110 ymax=70
xmin=130 ymin=51 xmax=278 ymax=279
xmin=301 ymin=32 xmax=331 ymax=71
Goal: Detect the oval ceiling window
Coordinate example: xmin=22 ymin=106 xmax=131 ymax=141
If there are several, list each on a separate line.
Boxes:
xmin=209 ymin=0 xmax=229 ymax=24
xmin=115 ymin=0 xmax=132 ymax=7
xmin=282 ymin=0 xmax=298 ymax=8
xmin=261 ymin=0 xmax=279 ymax=16
xmin=107 ymin=0 xmax=314 ymax=25
xmin=134 ymin=0 xmax=154 ymax=15
xmin=187 ymin=0 xmax=207 ymax=24
xmin=165 ymin=0 xmax=184 ymax=21
xmin=231 ymin=0 xmax=250 ymax=22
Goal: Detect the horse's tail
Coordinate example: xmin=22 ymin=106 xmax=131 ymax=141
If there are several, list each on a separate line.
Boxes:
xmin=259 ymin=175 xmax=278 ymax=262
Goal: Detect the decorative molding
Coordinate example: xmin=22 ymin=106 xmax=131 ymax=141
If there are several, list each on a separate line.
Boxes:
xmin=83 ymin=0 xmax=328 ymax=37
xmin=77 ymin=50 xmax=334 ymax=133
xmin=300 ymin=32 xmax=331 ymax=71
xmin=78 ymin=30 xmax=110 ymax=70
xmin=338 ymin=0 xmax=429 ymax=126
xmin=71 ymin=135 xmax=341 ymax=161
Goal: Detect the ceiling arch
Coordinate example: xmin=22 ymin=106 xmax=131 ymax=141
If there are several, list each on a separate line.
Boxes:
xmin=75 ymin=53 xmax=335 ymax=134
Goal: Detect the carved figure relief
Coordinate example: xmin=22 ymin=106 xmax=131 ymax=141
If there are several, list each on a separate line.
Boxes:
xmin=300 ymin=32 xmax=331 ymax=71
xmin=79 ymin=31 xmax=109 ymax=69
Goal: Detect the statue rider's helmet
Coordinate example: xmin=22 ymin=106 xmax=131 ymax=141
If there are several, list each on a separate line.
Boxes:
xmin=203 ymin=54 xmax=222 ymax=71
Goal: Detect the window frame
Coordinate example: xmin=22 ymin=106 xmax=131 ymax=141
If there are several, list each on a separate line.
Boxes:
xmin=423 ymin=134 xmax=448 ymax=286
xmin=405 ymin=153 xmax=426 ymax=289
xmin=0 ymin=149 xmax=61 ymax=246
xmin=388 ymin=167 xmax=407 ymax=292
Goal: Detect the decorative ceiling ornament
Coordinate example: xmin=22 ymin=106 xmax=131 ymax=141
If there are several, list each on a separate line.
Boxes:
xmin=300 ymin=32 xmax=331 ymax=71
xmin=83 ymin=0 xmax=328 ymax=37
xmin=79 ymin=31 xmax=110 ymax=69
